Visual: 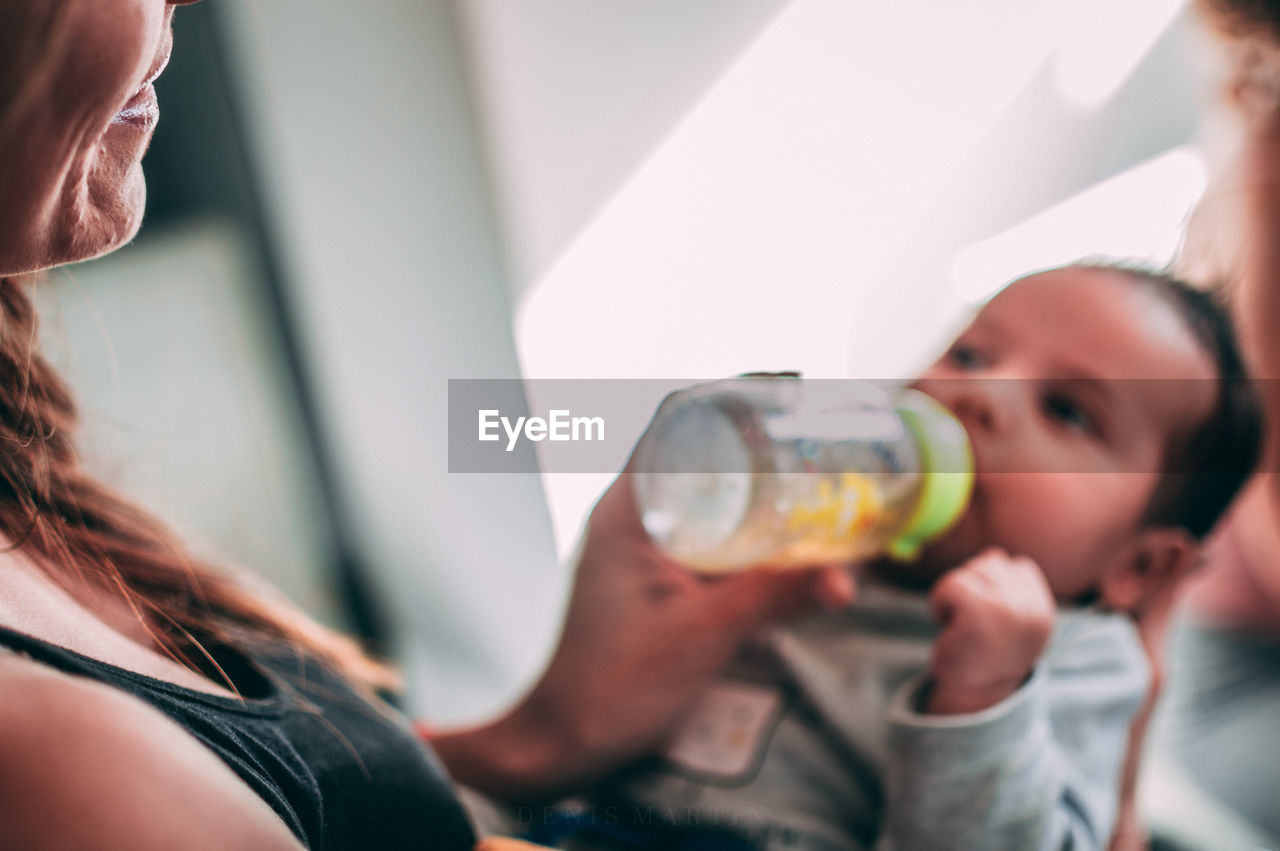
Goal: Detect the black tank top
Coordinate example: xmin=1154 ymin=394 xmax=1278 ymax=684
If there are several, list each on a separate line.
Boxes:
xmin=0 ymin=625 xmax=476 ymax=851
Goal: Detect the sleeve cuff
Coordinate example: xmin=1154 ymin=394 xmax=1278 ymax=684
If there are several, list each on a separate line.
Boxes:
xmin=886 ymin=665 xmax=1048 ymax=762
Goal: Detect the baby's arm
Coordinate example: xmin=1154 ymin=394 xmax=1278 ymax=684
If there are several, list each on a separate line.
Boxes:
xmin=879 ymin=550 xmax=1148 ymax=850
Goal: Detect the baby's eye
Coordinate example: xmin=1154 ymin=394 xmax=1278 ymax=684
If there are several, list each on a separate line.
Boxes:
xmin=946 ymin=343 xmax=985 ymax=370
xmin=1043 ymin=394 xmax=1097 ymax=435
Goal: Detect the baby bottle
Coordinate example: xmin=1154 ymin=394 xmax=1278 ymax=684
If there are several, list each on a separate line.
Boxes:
xmin=631 ymin=378 xmax=973 ymax=571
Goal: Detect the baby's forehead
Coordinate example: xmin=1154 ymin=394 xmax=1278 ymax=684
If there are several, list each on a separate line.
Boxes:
xmin=974 ymin=270 xmax=1204 ymax=371
xmin=969 ymin=267 xmax=1219 ymax=439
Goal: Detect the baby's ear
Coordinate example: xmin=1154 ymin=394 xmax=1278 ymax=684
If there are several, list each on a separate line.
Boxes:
xmin=1100 ymin=527 xmax=1199 ymax=614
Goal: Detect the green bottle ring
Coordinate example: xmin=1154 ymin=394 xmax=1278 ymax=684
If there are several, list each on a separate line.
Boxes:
xmin=886 ymin=389 xmax=975 ymax=561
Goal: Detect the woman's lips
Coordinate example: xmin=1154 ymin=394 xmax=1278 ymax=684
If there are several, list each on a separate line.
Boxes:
xmin=112 ymin=36 xmax=171 ymax=130
xmin=112 ymin=84 xmax=159 ymax=129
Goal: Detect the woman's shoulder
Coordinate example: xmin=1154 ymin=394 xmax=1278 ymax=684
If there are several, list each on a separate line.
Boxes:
xmin=0 ymin=643 xmax=154 ymax=739
xmin=0 ymin=651 xmax=303 ymax=850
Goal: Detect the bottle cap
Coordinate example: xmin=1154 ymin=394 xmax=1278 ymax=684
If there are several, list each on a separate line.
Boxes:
xmin=632 ymin=390 xmax=759 ymax=567
xmin=886 ymin=389 xmax=974 ymax=561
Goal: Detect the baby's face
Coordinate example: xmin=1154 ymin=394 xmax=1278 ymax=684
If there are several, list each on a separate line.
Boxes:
xmin=904 ymin=268 xmax=1217 ymax=599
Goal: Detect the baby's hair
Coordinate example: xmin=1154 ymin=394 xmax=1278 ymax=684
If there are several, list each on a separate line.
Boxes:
xmin=1076 ymin=262 xmax=1263 ymax=540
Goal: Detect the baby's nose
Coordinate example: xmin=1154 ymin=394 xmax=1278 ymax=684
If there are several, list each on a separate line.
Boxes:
xmin=944 ymin=379 xmax=1008 ymax=436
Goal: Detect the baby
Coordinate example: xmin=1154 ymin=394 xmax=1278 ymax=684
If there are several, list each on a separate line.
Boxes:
xmin=525 ymin=264 xmax=1262 ymax=851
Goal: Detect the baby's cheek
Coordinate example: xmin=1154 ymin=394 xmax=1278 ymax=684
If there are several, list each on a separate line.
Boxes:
xmin=1026 ymin=474 xmax=1152 ymax=589
xmin=999 ymin=476 xmax=1084 ymax=545
xmin=986 ymin=474 xmax=1116 ymax=557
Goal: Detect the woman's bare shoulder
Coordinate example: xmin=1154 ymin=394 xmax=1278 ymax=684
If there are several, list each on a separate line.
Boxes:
xmin=0 ymin=652 xmax=303 ymax=850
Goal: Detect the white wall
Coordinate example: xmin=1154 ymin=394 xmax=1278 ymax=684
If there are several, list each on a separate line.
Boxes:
xmin=216 ymin=0 xmax=562 ymax=722
xmin=456 ymin=0 xmax=790 ymax=293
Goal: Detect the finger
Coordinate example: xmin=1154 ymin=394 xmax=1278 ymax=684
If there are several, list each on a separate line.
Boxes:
xmin=810 ymin=566 xmax=857 ymax=612
xmin=970 ymin=547 xmax=1012 ymax=578
xmin=929 ymin=574 xmax=964 ymax=625
xmin=587 ymin=471 xmax=647 ymax=537
xmin=705 ymin=568 xmax=832 ymax=634
xmin=1132 ymin=581 xmax=1180 ymax=654
xmin=930 ymin=564 xmax=990 ymax=623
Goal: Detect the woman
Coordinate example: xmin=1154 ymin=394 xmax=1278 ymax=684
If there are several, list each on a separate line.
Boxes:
xmin=1138 ymin=0 xmax=1280 ymax=843
xmin=0 ymin=2 xmax=855 ymax=848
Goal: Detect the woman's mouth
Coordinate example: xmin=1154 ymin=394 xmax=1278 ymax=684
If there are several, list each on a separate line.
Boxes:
xmin=112 ymin=84 xmax=159 ymax=129
xmin=112 ymin=39 xmax=172 ymax=130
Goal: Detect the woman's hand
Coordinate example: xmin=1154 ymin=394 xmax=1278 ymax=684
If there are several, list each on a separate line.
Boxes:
xmin=1108 ymin=573 xmax=1180 ymax=851
xmin=432 ymin=473 xmax=855 ymax=802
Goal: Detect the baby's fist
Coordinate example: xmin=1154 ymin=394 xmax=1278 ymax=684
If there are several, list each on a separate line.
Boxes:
xmin=925 ymin=548 xmax=1055 ymax=715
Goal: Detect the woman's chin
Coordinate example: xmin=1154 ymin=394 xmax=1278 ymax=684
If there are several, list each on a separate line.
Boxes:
xmin=54 ymin=168 xmax=147 ymax=268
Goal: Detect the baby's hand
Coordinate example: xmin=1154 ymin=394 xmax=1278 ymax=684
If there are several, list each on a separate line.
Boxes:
xmin=924 ymin=548 xmax=1055 ymax=715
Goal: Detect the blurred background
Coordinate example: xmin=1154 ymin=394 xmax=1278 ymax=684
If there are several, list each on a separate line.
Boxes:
xmin=48 ymin=0 xmax=1210 ymax=739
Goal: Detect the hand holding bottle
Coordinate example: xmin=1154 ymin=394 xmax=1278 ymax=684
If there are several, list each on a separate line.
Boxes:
xmin=434 ymin=472 xmax=856 ymax=802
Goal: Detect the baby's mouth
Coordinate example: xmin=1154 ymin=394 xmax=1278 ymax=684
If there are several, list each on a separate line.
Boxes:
xmin=910 ymin=478 xmax=986 ymax=575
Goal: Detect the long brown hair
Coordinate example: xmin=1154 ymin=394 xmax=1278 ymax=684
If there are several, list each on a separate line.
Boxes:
xmin=1198 ymin=0 xmax=1280 ymax=40
xmin=1195 ymin=0 xmax=1280 ymax=97
xmin=2 ymin=2 xmax=394 ymax=695
xmin=0 ymin=274 xmax=396 ymax=692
